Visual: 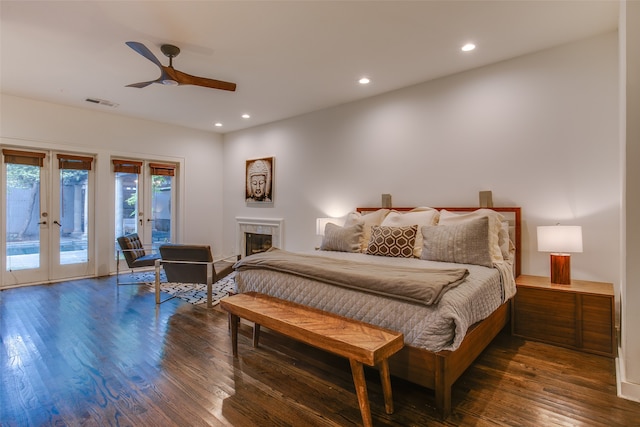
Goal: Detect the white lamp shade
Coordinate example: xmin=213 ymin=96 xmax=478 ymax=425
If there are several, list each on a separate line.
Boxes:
xmin=316 ymin=217 xmax=342 ymax=236
xmin=537 ymin=225 xmax=583 ymax=253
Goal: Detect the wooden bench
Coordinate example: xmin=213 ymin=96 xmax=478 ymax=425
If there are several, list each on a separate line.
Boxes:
xmin=220 ymin=292 xmax=404 ymax=427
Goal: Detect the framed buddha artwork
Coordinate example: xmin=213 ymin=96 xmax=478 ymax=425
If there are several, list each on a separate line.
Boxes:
xmin=245 ymin=157 xmax=274 ymax=204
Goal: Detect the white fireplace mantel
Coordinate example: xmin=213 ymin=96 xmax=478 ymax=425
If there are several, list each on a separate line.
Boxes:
xmin=236 ymin=217 xmax=284 ymax=257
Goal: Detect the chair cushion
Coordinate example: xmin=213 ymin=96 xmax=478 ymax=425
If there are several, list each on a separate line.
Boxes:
xmin=130 ymin=253 xmax=161 ymax=268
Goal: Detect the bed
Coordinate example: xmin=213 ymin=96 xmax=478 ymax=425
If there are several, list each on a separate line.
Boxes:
xmin=234 ymin=206 xmax=521 ymax=417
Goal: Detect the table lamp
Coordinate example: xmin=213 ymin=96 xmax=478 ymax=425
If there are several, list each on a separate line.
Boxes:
xmin=316 ymin=217 xmax=344 ymax=236
xmin=537 ymin=225 xmax=583 ymax=285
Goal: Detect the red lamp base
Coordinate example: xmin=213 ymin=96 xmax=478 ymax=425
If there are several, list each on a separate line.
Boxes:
xmin=550 ymin=254 xmax=571 ymax=285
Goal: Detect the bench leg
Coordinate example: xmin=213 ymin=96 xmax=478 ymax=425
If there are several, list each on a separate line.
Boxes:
xmin=349 ymin=359 xmax=373 ymax=427
xmin=253 ymin=324 xmax=261 ymax=348
xmin=378 ymin=359 xmax=394 ymax=414
xmin=230 ymin=314 xmax=239 ymax=357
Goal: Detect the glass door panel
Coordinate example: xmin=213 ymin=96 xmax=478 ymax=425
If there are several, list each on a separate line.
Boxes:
xmin=150 ymin=174 xmax=173 ymax=251
xmin=6 ymin=163 xmax=42 ymax=271
xmin=115 ymin=172 xmax=139 ymax=238
xmin=58 ymin=169 xmax=89 ymax=265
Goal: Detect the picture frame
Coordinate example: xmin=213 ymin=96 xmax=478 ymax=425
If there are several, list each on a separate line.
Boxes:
xmin=245 ymin=157 xmax=274 ymax=204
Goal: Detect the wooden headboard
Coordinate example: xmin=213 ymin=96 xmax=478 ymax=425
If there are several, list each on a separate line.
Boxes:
xmin=356 ymin=207 xmax=521 ymax=277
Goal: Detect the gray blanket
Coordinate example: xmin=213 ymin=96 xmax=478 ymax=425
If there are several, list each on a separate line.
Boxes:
xmin=233 ymin=248 xmax=468 ymax=305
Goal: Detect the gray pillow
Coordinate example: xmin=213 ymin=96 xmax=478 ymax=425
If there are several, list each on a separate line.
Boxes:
xmin=320 ymin=222 xmax=364 ymax=252
xmin=421 ymin=217 xmax=493 ymax=267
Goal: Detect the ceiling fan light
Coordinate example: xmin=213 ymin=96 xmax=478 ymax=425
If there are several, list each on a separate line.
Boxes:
xmin=162 ymin=79 xmax=179 ymax=86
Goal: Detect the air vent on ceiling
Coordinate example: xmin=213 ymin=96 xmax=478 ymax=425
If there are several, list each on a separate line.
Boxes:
xmin=85 ymin=98 xmax=119 ymax=108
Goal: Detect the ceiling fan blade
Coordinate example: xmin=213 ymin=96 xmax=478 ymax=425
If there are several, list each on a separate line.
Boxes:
xmin=171 ymin=68 xmax=237 ymax=92
xmin=126 ymin=79 xmax=160 ymax=88
xmin=125 ymin=41 xmax=163 ymax=68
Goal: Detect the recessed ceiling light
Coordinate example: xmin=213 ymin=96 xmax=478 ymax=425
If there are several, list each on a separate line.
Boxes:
xmin=461 ymin=43 xmax=476 ymax=52
xmin=242 ymin=113 xmax=251 ymax=119
xmin=359 ymin=77 xmax=370 ymax=85
xmin=214 ymin=122 xmax=223 ymax=127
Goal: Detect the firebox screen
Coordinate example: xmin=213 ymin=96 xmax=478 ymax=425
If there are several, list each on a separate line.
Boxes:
xmin=245 ymin=233 xmax=272 ymax=257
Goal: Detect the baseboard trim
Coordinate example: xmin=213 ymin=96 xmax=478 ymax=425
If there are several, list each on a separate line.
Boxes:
xmin=616 ymin=351 xmax=640 ymax=403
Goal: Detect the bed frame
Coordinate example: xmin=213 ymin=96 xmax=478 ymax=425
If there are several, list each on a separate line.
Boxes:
xmin=356 ymin=206 xmax=521 ymax=418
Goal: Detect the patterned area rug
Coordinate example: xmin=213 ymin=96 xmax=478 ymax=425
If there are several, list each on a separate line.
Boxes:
xmin=141 ymin=271 xmax=237 ymax=306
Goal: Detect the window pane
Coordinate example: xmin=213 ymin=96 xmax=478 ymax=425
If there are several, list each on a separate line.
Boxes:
xmin=115 ymin=172 xmax=139 ymax=240
xmin=6 ymin=164 xmax=41 ymax=270
xmin=59 ymin=169 xmax=88 ymax=265
xmin=151 ymin=174 xmax=172 ymax=251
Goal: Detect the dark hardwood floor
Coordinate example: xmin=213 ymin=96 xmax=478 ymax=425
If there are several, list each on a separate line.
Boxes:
xmin=1 ymin=276 xmax=639 ymax=426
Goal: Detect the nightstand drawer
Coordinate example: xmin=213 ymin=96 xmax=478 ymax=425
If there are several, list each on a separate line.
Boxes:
xmin=513 ymin=287 xmax=578 ymax=346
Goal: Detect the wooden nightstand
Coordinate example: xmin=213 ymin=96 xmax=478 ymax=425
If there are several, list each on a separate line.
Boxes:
xmin=512 ymin=275 xmax=616 ymax=358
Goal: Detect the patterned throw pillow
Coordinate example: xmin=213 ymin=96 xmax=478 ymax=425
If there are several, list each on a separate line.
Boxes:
xmin=421 ymin=216 xmax=493 ymax=267
xmin=366 ymin=225 xmax=418 ymax=258
xmin=320 ymin=222 xmax=364 ymax=253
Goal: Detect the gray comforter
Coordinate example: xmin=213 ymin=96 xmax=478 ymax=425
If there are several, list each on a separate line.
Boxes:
xmin=234 ymin=250 xmax=515 ymax=351
xmin=234 ymin=247 xmax=468 ymax=305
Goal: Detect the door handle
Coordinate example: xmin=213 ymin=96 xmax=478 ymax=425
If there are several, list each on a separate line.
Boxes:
xmin=38 ymin=221 xmax=47 ymax=225
xmin=53 ymin=220 xmax=62 ymax=227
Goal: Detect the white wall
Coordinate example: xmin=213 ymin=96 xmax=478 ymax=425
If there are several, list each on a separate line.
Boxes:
xmin=223 ymin=32 xmax=620 ymax=285
xmin=0 ymin=94 xmax=226 ymax=276
xmin=621 ymin=0 xmax=640 ymax=402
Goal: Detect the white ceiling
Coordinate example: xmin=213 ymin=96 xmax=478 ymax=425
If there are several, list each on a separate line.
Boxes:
xmin=0 ymin=1 xmax=619 ymax=134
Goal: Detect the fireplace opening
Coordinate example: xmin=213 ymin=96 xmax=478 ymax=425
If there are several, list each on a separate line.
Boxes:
xmin=245 ymin=233 xmax=272 ymax=257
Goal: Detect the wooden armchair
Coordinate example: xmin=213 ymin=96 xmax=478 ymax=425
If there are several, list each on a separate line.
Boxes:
xmin=154 ymin=244 xmax=239 ymax=308
xmin=116 ymin=233 xmax=161 ymax=285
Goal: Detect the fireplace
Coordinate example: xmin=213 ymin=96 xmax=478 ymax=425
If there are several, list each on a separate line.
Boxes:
xmin=236 ymin=217 xmax=284 ymax=258
xmin=245 ymin=233 xmax=272 ymax=257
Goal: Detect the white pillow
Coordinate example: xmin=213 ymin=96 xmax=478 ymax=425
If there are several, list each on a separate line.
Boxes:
xmin=344 ymin=209 xmax=390 ymax=252
xmin=499 ymin=220 xmax=515 ymax=261
xmin=381 ymin=208 xmax=439 ymax=257
xmin=438 ymin=209 xmax=505 ymax=263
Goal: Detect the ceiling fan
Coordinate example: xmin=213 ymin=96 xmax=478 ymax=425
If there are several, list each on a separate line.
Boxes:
xmin=125 ymin=41 xmax=237 ymax=92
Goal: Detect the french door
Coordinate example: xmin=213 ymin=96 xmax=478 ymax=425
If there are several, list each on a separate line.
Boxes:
xmin=114 ymin=159 xmax=175 ymax=265
xmin=2 ymin=149 xmax=95 ymax=287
